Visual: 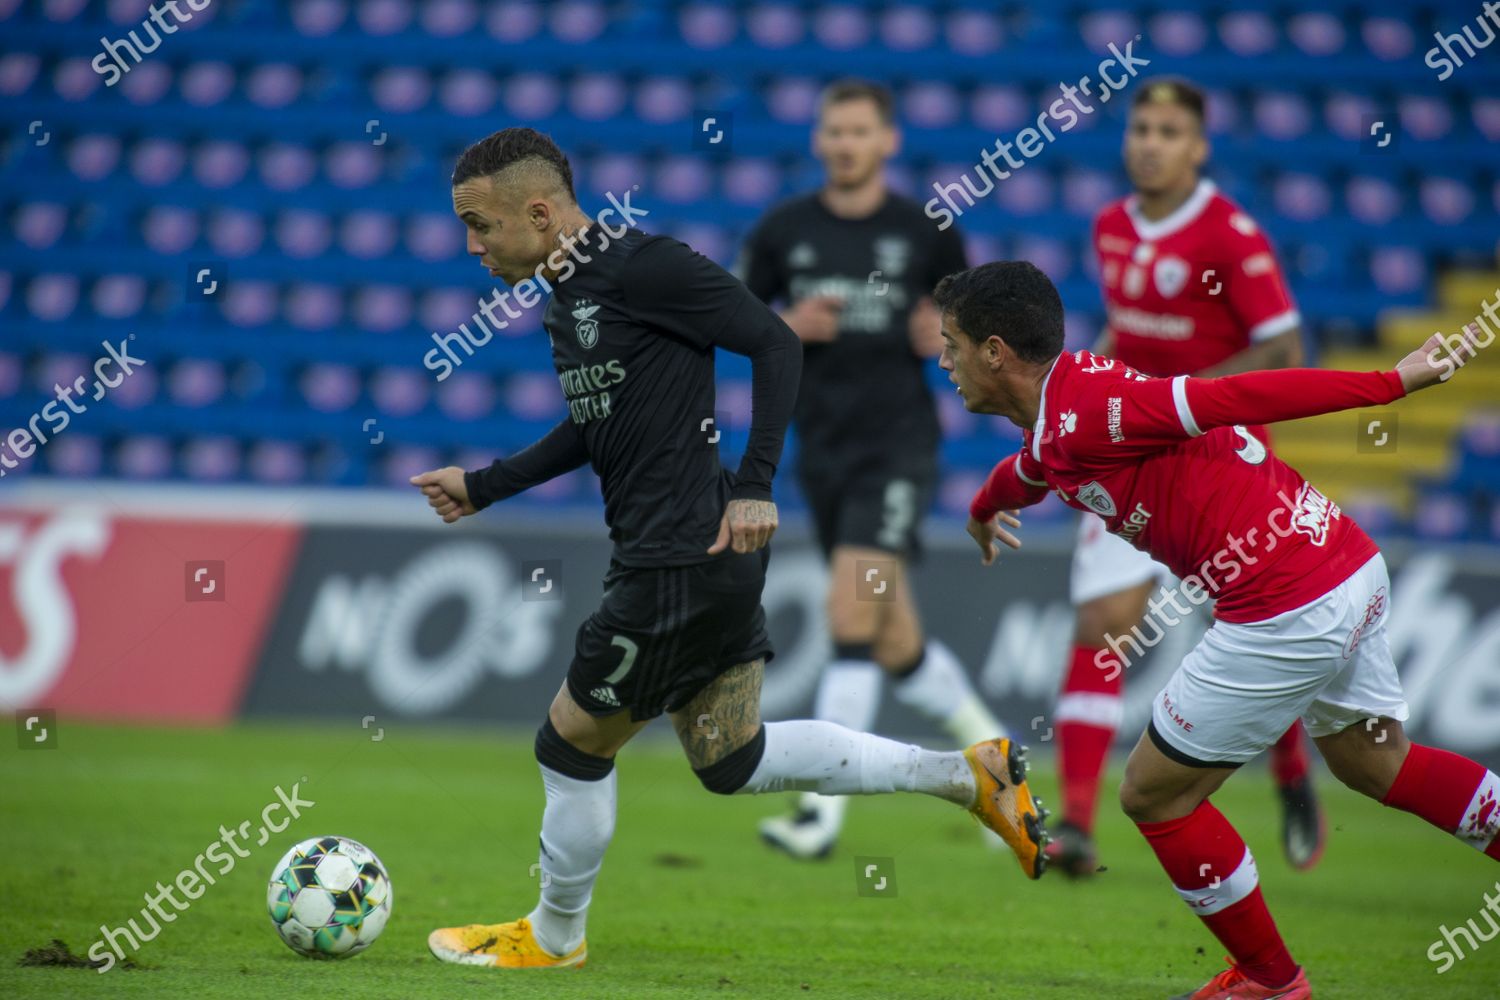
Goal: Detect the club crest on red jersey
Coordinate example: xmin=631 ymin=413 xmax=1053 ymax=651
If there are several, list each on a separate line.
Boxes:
xmin=1074 ymin=481 xmax=1117 ymax=518
xmin=1153 ymin=255 xmax=1189 ymax=298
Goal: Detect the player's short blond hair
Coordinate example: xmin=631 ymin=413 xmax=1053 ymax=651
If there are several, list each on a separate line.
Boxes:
xmin=1132 ymin=77 xmax=1206 ymax=128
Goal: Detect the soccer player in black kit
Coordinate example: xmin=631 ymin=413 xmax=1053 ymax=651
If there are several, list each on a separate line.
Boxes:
xmin=738 ymin=81 xmax=1011 ymax=859
xmin=411 ymin=129 xmax=1046 ymax=970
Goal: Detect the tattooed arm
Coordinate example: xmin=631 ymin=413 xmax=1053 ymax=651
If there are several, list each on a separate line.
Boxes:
xmin=707 ymin=498 xmax=778 ymax=555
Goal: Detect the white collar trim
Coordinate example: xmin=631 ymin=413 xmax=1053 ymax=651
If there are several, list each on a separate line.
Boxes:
xmin=1030 ymin=354 xmax=1064 ymax=462
xmin=1126 ymin=179 xmax=1217 ymax=243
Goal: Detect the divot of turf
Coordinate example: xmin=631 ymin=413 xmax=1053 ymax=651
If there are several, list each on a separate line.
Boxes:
xmin=17 ymin=939 xmax=143 ymax=971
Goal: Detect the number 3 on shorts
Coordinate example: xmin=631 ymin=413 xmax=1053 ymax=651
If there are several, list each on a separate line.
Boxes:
xmin=605 ymin=635 xmax=639 ymax=684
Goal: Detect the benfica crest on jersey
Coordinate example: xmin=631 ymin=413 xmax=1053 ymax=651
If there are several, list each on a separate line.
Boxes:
xmin=572 ymin=300 xmax=601 ymax=349
xmin=1074 ymin=481 xmax=1118 ymax=518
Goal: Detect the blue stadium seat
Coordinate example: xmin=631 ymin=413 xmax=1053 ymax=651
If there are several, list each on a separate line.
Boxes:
xmin=2 ymin=0 xmax=1497 ymax=522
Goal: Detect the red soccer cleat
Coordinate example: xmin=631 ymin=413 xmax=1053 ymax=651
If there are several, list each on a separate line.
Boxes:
xmin=1172 ymin=958 xmax=1312 ymax=999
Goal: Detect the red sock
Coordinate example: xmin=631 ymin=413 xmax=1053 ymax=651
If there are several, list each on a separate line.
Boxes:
xmin=1137 ymin=801 xmax=1299 ymax=989
xmin=1056 ymin=645 xmax=1122 ymax=834
xmin=1383 ymin=743 xmax=1500 ymax=860
xmin=1269 ymin=720 xmax=1309 ymax=787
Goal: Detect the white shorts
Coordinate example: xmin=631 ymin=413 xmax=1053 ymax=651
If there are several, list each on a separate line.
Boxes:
xmin=1149 ymin=554 xmax=1408 ymax=767
xmin=1070 ymin=512 xmax=1173 ymax=605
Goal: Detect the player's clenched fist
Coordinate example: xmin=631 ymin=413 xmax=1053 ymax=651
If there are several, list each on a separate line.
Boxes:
xmin=409 ymin=466 xmax=476 ymax=523
xmin=709 ymin=499 xmax=778 ymax=555
xmin=966 ymin=510 xmax=1024 ymax=566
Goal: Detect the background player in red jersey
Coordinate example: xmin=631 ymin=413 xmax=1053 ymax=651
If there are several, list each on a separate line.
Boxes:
xmin=1050 ymin=78 xmax=1323 ymax=878
xmin=941 ymin=260 xmax=1498 ymax=999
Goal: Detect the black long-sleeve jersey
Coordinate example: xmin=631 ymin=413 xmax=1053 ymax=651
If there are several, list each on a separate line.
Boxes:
xmin=737 ymin=191 xmax=968 ymax=470
xmin=466 ymin=228 xmax=802 ymax=567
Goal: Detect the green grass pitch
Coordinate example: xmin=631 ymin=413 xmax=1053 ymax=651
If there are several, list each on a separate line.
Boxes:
xmin=2 ymin=722 xmax=1495 ymax=998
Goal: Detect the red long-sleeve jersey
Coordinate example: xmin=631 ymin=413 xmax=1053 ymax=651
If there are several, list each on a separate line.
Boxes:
xmin=971 ymin=351 xmax=1405 ymax=622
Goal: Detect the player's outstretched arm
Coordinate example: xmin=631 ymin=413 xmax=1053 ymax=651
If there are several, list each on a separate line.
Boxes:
xmin=1171 ymin=324 xmax=1486 ymax=436
xmin=412 ymin=418 xmax=589 ymax=523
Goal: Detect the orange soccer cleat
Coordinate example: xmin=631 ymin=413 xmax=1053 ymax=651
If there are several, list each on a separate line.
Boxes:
xmin=427 ymin=918 xmax=586 ymax=970
xmin=963 ymin=738 xmax=1049 ymax=879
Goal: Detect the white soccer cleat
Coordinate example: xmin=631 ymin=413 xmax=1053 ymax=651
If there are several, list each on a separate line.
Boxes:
xmin=758 ymin=806 xmax=838 ymax=860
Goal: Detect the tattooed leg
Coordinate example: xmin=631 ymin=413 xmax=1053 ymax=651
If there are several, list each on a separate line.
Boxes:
xmin=670 ymin=659 xmax=765 ymax=769
xmin=673 ymin=659 xmax=974 ymax=805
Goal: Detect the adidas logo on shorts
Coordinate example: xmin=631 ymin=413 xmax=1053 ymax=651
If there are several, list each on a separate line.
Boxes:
xmin=591 ymin=686 xmax=621 ymax=708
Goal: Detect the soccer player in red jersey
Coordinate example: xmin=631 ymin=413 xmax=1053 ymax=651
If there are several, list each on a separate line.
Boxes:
xmin=939 ymin=260 xmax=1497 ymax=999
xmin=1052 ymin=78 xmax=1322 ymax=877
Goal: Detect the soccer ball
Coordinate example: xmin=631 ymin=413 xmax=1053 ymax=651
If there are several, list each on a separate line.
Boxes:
xmin=267 ymin=835 xmax=393 ymax=959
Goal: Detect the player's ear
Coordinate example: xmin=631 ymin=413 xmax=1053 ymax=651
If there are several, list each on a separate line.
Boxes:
xmin=527 ymin=197 xmax=552 ymax=231
xmin=1192 ymin=132 xmax=1210 ymax=170
xmin=985 ymin=335 xmax=1006 ymax=370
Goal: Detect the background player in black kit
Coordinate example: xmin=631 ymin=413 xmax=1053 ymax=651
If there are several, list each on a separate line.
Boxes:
xmin=411 ymin=128 xmax=1047 ymax=970
xmin=738 ymin=81 xmax=1011 ymax=859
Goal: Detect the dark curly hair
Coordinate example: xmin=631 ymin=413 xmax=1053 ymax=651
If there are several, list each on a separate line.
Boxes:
xmin=932 ymin=261 xmax=1065 ymax=364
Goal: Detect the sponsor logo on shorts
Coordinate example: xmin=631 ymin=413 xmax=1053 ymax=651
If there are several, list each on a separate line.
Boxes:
xmin=590 ymin=685 xmax=621 ymax=708
xmin=1342 ymin=585 xmax=1387 ymax=659
xmin=1161 ymin=691 xmax=1195 ymax=733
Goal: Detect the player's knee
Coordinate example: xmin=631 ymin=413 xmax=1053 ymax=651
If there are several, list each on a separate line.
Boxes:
xmin=692 ymin=724 xmax=767 ymax=795
xmin=535 ymin=717 xmax=615 ymax=781
xmin=1117 ymin=777 xmax=1154 ymax=822
xmin=1321 ymin=723 xmax=1410 ymax=800
xmin=1074 ymin=587 xmax=1151 ymax=647
xmin=826 ymin=593 xmax=878 ymax=642
xmin=1075 ymin=604 xmax=1129 ymax=648
xmin=1326 ymin=750 xmax=1402 ymax=800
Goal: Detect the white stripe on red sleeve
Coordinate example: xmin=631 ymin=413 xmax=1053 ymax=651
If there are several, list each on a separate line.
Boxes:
xmin=1171 ymin=375 xmax=1204 ymax=437
xmin=1015 ymin=456 xmax=1046 ymax=487
xmin=1248 ymin=309 xmax=1301 ymax=342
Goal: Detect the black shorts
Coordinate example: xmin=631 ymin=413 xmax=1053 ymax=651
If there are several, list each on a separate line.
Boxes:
xmin=800 ymin=459 xmax=937 ymax=561
xmin=567 ymin=548 xmax=774 ymax=721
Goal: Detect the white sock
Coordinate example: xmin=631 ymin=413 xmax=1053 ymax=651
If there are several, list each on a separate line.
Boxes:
xmin=800 ymin=659 xmax=884 ymax=829
xmin=741 ymin=720 xmax=974 ymax=806
xmin=893 ymin=639 xmax=1008 ymax=744
xmin=527 ymin=764 xmax=616 ymax=957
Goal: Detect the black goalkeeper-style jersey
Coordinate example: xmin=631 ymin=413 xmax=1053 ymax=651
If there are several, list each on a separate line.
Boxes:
xmin=465 ymin=228 xmax=801 ymax=568
xmin=737 ymin=191 xmax=968 ymax=469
